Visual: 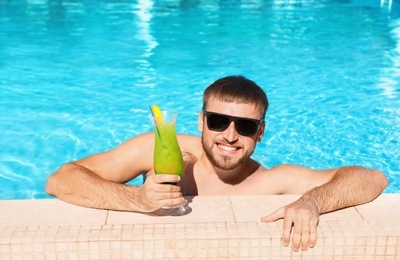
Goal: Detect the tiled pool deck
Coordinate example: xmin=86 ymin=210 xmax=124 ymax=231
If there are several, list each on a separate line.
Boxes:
xmin=0 ymin=194 xmax=399 ymax=259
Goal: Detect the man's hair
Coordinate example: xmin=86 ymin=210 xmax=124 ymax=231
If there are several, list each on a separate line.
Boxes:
xmin=203 ymin=75 xmax=269 ymax=119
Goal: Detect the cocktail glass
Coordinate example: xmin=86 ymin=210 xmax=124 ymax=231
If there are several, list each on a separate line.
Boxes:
xmin=149 ymin=110 xmax=188 ymax=213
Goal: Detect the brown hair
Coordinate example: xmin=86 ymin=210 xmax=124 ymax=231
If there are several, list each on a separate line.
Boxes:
xmin=203 ymin=75 xmax=269 ymax=119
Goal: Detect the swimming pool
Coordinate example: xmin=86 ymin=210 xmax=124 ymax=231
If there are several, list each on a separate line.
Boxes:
xmin=0 ymin=0 xmax=399 ymax=199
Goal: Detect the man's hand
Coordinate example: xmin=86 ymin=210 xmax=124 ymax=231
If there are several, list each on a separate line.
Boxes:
xmin=261 ymin=196 xmax=320 ymax=251
xmin=137 ymin=174 xmax=186 ymax=212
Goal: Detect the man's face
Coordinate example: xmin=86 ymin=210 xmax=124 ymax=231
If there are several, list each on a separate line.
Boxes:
xmin=199 ymin=98 xmax=265 ymax=171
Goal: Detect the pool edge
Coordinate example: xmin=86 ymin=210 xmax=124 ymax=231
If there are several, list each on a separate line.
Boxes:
xmin=1 ymin=194 xmax=399 ymax=258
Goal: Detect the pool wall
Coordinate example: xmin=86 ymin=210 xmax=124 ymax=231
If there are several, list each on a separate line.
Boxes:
xmin=0 ymin=194 xmax=399 ymax=259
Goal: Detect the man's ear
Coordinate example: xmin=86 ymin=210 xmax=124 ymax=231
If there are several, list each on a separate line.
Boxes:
xmin=198 ymin=110 xmax=204 ymax=133
xmin=257 ymin=121 xmax=266 ymax=143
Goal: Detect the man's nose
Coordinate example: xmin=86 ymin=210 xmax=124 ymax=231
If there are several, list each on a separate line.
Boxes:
xmin=222 ymin=122 xmax=239 ymax=142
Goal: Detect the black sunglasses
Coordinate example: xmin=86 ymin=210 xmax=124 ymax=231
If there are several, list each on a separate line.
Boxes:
xmin=202 ymin=109 xmax=265 ymax=137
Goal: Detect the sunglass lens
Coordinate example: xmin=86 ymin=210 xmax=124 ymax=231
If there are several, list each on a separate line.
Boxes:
xmin=208 ymin=114 xmax=230 ymax=131
xmin=235 ymin=119 xmax=258 ymax=136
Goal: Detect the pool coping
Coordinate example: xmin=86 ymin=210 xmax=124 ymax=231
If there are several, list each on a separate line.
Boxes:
xmin=1 ymin=194 xmax=399 ymax=259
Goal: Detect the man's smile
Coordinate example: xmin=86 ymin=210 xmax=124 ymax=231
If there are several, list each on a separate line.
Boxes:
xmin=217 ymin=143 xmax=240 ymax=152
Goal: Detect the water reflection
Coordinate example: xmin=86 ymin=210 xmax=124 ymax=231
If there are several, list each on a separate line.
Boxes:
xmin=377 ymin=18 xmax=400 ymax=99
xmin=134 ymin=0 xmax=158 ymax=58
xmin=380 ymin=0 xmax=393 ymax=12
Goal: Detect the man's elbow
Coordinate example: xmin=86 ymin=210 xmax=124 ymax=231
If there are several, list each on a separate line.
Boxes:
xmin=372 ymin=169 xmax=389 ymax=192
xmin=45 ymin=164 xmax=69 ymax=196
xmin=379 ymin=170 xmax=389 ymax=190
xmin=45 ymin=172 xmax=60 ymax=197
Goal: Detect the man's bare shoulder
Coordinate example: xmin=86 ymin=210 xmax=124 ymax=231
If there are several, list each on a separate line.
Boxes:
xmin=256 ymin=164 xmax=336 ymax=194
xmin=237 ymin=163 xmax=288 ymax=195
xmin=267 ymin=164 xmax=307 ymax=173
xmin=254 ymin=163 xmax=302 ymax=175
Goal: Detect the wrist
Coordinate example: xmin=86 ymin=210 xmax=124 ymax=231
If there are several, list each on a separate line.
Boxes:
xmin=121 ymin=185 xmax=143 ymax=212
xmin=300 ymin=193 xmax=321 ymax=213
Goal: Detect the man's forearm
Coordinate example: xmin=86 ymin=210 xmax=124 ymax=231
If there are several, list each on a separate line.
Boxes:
xmin=300 ymin=166 xmax=388 ymax=214
xmin=46 ymin=163 xmax=142 ymax=212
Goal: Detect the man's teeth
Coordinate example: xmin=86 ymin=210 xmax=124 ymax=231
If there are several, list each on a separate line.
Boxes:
xmin=218 ymin=144 xmax=238 ymax=151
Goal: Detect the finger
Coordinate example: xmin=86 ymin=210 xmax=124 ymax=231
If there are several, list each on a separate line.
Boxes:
xmin=291 ymin=218 xmax=302 ymax=252
xmin=308 ymin=220 xmax=318 ymax=248
xmin=142 ymin=189 xmax=184 ymax=210
xmin=162 ymin=196 xmax=187 ymax=208
xmin=156 ymin=183 xmax=181 ymax=193
xmin=300 ymin=220 xmax=310 ymax=251
xmin=162 ymin=190 xmax=183 ymax=199
xmin=282 ymin=213 xmax=293 ymax=247
xmin=154 ymin=174 xmax=181 ymax=184
xmin=141 ymin=181 xmax=181 ymax=199
xmin=260 ymin=207 xmax=284 ymax=223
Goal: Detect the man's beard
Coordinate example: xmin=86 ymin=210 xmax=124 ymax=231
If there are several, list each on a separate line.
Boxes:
xmin=201 ymin=135 xmax=254 ymax=171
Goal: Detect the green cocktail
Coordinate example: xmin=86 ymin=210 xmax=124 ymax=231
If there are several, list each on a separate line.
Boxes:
xmin=150 ymin=106 xmax=188 ymax=213
xmin=153 ymin=115 xmax=183 ymax=181
xmin=150 ymin=108 xmax=183 ymax=184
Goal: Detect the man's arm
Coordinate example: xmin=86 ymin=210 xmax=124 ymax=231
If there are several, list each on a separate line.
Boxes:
xmin=45 ymin=132 xmax=185 ymax=212
xmin=299 ymin=166 xmax=388 ymax=213
xmin=261 ymin=165 xmax=388 ymax=251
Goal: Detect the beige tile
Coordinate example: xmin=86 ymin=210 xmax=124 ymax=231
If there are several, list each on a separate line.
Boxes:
xmin=355 ymin=194 xmax=400 ymax=221
xmin=0 ymin=199 xmax=107 ymax=227
xmin=106 ymin=196 xmax=234 ymax=224
xmin=1 ymin=195 xmax=400 ymax=259
xmin=230 ymin=195 xmax=301 ymax=222
xmin=230 ymin=195 xmax=364 ymax=223
xmin=319 ymin=206 xmax=362 ymax=221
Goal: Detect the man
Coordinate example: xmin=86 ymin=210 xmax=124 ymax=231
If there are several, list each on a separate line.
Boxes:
xmin=46 ymin=75 xmax=388 ymax=252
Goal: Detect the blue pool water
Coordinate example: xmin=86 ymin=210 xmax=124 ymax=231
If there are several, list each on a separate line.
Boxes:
xmin=0 ymin=0 xmax=399 ymax=199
